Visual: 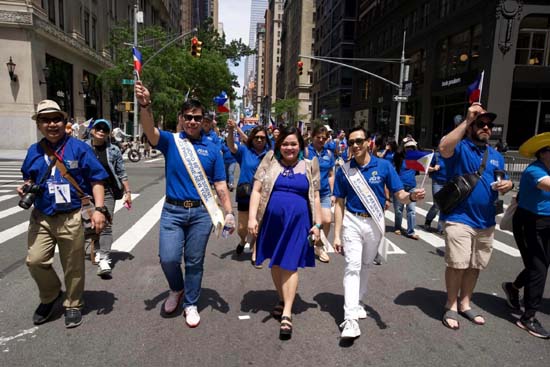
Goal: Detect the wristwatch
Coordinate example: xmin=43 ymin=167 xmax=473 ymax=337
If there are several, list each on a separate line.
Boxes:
xmin=95 ymin=206 xmax=110 ymax=216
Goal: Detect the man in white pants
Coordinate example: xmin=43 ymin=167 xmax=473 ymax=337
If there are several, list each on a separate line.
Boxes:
xmin=333 ymin=127 xmax=425 ymax=339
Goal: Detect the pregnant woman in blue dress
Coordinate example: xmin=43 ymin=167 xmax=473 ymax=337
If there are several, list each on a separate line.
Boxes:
xmin=248 ymin=127 xmax=322 ymax=340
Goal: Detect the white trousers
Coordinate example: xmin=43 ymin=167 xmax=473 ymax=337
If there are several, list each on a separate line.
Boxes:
xmin=342 ymin=211 xmax=382 ymax=320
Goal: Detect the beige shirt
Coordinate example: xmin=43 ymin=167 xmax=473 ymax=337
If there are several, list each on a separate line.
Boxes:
xmin=253 ymin=150 xmax=320 ymax=232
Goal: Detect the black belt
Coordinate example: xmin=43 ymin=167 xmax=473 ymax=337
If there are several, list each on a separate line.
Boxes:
xmin=165 ymin=198 xmax=202 ymax=208
xmin=348 ymin=210 xmax=371 ymax=218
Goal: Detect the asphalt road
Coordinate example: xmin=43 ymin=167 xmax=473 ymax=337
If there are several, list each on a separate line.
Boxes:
xmin=0 ymin=158 xmax=549 ymax=367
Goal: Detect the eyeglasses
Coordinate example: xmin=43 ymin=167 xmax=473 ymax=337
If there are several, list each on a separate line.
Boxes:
xmin=95 ymin=125 xmax=110 ymax=132
xmin=474 ymin=119 xmax=494 ymax=129
xmin=182 ymin=114 xmax=203 ymax=122
xmin=254 ymin=136 xmax=266 ymax=141
xmin=348 ymin=138 xmax=366 ymax=146
xmin=38 ymin=116 xmax=63 ymax=124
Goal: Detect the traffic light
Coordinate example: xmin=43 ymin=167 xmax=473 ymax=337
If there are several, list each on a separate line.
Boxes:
xmin=297 ymin=60 xmax=304 ymax=75
xmin=191 ymin=36 xmax=202 ymax=58
xmin=399 ymin=115 xmax=415 ymax=126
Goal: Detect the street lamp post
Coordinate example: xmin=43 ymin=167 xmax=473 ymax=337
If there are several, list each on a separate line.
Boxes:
xmin=133 ymin=1 xmax=139 ymax=140
xmin=394 ymin=30 xmax=407 ymax=142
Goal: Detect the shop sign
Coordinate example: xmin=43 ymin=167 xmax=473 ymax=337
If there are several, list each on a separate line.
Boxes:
xmin=441 ymin=77 xmax=462 ymax=88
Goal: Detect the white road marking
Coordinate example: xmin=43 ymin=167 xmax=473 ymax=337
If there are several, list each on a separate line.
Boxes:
xmin=0 ymin=205 xmax=24 ymax=220
xmin=145 ymin=158 xmax=163 ymax=163
xmin=0 ymin=194 xmax=18 ymax=203
xmin=0 ymin=222 xmax=29 ymax=245
xmin=0 ymin=327 xmax=39 ymax=346
xmin=0 ymin=190 xmax=13 ymax=193
xmin=111 ymin=196 xmax=164 ymax=253
xmin=0 ymin=174 xmax=22 ymax=178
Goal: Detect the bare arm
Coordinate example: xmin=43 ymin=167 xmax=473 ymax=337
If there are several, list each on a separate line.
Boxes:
xmin=214 ymin=181 xmax=233 ymax=214
xmin=394 ymin=188 xmax=426 ymax=205
xmin=91 ymin=181 xmax=106 ymax=233
xmin=333 ymin=197 xmax=345 ymax=254
xmin=135 ymin=81 xmax=160 ymax=146
xmin=226 ymin=119 xmax=238 ymax=153
xmin=439 ymin=103 xmax=484 ymax=158
xmin=247 ymin=180 xmax=262 ymax=237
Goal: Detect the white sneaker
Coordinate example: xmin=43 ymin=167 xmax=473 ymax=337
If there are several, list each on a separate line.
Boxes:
xmin=94 ymin=252 xmax=101 ymax=264
xmin=340 ymin=319 xmax=361 ymax=339
xmin=184 ymin=305 xmax=200 ymax=328
xmin=97 ymin=258 xmax=112 ymax=276
xmin=358 ymin=306 xmax=367 ymax=320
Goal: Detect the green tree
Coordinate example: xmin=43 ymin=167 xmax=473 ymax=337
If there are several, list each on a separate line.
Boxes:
xmin=272 ymin=98 xmax=300 ymax=123
xmin=99 ymin=19 xmax=253 ymax=130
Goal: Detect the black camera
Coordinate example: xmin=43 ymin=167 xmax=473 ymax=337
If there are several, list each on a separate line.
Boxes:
xmin=18 ymin=183 xmax=42 ymax=210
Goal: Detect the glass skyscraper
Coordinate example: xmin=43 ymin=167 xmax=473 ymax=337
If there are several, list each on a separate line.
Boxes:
xmin=245 ymin=0 xmax=268 ymax=88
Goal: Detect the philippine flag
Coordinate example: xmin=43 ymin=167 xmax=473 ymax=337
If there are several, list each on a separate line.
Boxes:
xmin=405 ymin=150 xmax=434 ymax=173
xmin=132 ymin=47 xmax=143 ymax=77
xmin=467 ymin=71 xmax=484 ymax=104
xmin=214 ymin=91 xmax=230 ymax=113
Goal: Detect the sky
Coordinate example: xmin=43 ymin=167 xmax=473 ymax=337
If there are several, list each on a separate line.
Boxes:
xmin=219 ymin=0 xmax=251 ymax=100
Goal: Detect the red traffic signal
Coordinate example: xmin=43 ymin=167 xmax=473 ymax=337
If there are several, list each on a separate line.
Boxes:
xmin=191 ymin=36 xmax=202 ymax=58
xmin=297 ymin=61 xmax=304 ymax=75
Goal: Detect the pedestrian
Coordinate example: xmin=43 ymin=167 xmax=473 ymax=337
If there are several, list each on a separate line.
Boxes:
xmin=333 ymin=126 xmax=425 ymax=339
xmin=336 ymin=129 xmax=348 ymax=160
xmin=202 ymin=111 xmax=222 ymax=149
xmin=20 ymin=100 xmax=108 ymax=328
xmin=382 ymin=140 xmax=397 ymax=163
xmin=135 ymin=81 xmax=235 ymax=328
xmin=270 ymin=127 xmax=280 ymax=147
xmin=392 ymin=138 xmax=421 ymax=240
xmin=141 ymin=132 xmax=151 ymax=158
xmin=424 ymin=150 xmax=447 ymax=235
xmin=439 ymin=103 xmax=513 ymax=330
xmin=87 ymin=119 xmax=132 ymax=277
xmin=306 ymin=125 xmax=335 ymax=263
xmin=248 ymin=126 xmax=322 ymax=340
xmin=502 ymin=133 xmax=550 ymax=339
xmin=221 ymin=142 xmax=237 ymax=192
xmin=226 ymin=121 xmax=271 ymax=268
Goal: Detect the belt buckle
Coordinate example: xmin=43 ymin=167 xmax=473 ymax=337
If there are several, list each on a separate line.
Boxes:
xmin=183 ymin=200 xmax=193 ymax=208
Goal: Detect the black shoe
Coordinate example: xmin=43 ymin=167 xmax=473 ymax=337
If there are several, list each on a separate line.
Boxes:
xmin=373 ymin=253 xmax=383 ymax=265
xmin=235 ymin=243 xmax=245 ymax=255
xmin=64 ymin=308 xmax=83 ymax=328
xmin=516 ymin=316 xmax=550 ymax=339
xmin=33 ymin=292 xmax=62 ymax=325
xmin=502 ymin=282 xmax=521 ymax=310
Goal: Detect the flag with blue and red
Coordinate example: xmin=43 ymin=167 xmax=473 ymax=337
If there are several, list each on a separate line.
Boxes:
xmin=467 ymin=71 xmax=484 ymax=104
xmin=132 ymin=47 xmax=143 ymax=76
xmin=405 ymin=150 xmax=434 ymax=173
xmin=214 ymin=91 xmax=230 ymax=113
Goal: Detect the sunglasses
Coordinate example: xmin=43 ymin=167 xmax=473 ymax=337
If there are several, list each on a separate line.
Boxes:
xmin=315 ymin=135 xmax=328 ymax=140
xmin=348 ymin=138 xmax=366 ymax=146
xmin=182 ymin=114 xmax=203 ymax=122
xmin=38 ymin=116 xmax=63 ymax=124
xmin=254 ymin=136 xmax=267 ymax=141
xmin=474 ymin=119 xmax=494 ymax=129
xmin=95 ymin=125 xmax=110 ymax=132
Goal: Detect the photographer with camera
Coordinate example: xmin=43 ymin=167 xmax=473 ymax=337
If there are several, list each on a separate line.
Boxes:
xmin=19 ymin=100 xmax=109 ymax=328
xmin=438 ymin=102 xmax=513 ymax=331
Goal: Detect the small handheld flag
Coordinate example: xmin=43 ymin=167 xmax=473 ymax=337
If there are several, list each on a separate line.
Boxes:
xmin=405 ymin=150 xmax=434 ymax=173
xmin=214 ymin=91 xmax=230 ymax=113
xmin=132 ymin=47 xmax=143 ymax=80
xmin=467 ymin=71 xmax=484 ymax=104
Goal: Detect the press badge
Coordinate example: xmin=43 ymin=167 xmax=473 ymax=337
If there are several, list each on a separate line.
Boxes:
xmin=67 ymin=160 xmax=79 ymax=169
xmin=54 ymin=183 xmax=71 ymax=207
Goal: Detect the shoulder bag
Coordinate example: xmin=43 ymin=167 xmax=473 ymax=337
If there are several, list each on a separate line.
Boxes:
xmin=434 ymin=149 xmax=489 ymax=215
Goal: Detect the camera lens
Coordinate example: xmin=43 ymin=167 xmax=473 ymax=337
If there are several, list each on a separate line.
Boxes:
xmin=18 ymin=192 xmax=36 ymax=209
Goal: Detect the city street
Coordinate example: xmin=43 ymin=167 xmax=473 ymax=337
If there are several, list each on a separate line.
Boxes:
xmin=0 ymin=158 xmax=549 ymax=367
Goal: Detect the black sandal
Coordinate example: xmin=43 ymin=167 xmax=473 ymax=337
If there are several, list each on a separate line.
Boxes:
xmin=280 ymin=316 xmax=292 ymax=340
xmin=235 ymin=243 xmax=245 ymax=255
xmin=271 ymin=301 xmax=284 ymax=320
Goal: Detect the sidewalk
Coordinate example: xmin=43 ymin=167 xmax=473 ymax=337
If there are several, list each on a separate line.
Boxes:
xmin=0 ymin=150 xmax=27 ymax=161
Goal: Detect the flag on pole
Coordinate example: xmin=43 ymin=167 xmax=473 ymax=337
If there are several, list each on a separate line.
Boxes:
xmin=467 ymin=71 xmax=484 ymax=104
xmin=214 ymin=91 xmax=230 ymax=113
xmin=404 ymin=150 xmax=434 ymax=173
xmin=132 ymin=47 xmax=143 ymax=79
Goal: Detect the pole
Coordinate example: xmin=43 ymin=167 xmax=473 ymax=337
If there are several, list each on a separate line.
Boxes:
xmin=133 ymin=1 xmax=139 ymax=141
xmin=142 ymin=28 xmax=197 ymax=67
xmin=394 ymin=30 xmax=406 ymax=142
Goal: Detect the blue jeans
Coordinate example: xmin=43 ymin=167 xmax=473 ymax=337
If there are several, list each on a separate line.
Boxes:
xmin=394 ymin=187 xmax=417 ymax=236
xmin=225 ymin=162 xmax=236 ymax=188
xmin=158 ymin=203 xmax=212 ymax=308
xmin=426 ymin=182 xmax=444 ymax=232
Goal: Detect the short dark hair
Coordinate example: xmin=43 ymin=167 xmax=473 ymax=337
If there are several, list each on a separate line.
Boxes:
xmin=247 ymin=126 xmax=272 ymax=150
xmin=348 ymin=126 xmax=368 ymax=138
xmin=274 ymin=126 xmax=305 ymax=158
xmin=312 ymin=124 xmax=328 ymax=137
xmin=180 ymin=98 xmax=204 ymax=115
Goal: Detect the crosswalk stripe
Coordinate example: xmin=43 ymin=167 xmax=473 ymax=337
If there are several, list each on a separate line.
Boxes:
xmin=0 ymin=189 xmax=13 ymax=193
xmin=0 ymin=205 xmax=24 ymax=220
xmin=111 ymin=196 xmax=165 ymax=253
xmin=145 ymin=158 xmax=163 ymax=163
xmin=0 ymin=174 xmax=22 ymax=178
xmin=0 ymin=194 xmax=18 ymax=203
xmin=0 ymin=222 xmax=28 ymax=245
xmin=0 ymin=168 xmax=21 ymax=171
xmin=0 ymin=180 xmax=23 ymax=183
xmin=386 ymin=239 xmax=406 ymax=254
xmin=0 ymin=184 xmax=24 ymax=187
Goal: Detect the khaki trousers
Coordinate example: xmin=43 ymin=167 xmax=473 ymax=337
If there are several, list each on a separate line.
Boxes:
xmin=26 ymin=208 xmax=85 ymax=309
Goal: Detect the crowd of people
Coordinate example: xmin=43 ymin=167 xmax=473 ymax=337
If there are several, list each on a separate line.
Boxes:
xmin=17 ymin=90 xmax=549 ymax=341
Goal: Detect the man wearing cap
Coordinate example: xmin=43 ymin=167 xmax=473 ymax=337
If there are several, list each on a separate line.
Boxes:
xmin=19 ymin=100 xmax=108 ymax=328
xmin=201 ymin=111 xmax=222 ymax=150
xmin=439 ymin=103 xmax=514 ymax=330
xmin=135 ymin=82 xmax=235 ymax=328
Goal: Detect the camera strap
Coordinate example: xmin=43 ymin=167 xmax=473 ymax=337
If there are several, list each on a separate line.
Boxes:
xmin=40 ymin=140 xmax=87 ymax=199
xmin=476 ymin=148 xmax=490 ymax=177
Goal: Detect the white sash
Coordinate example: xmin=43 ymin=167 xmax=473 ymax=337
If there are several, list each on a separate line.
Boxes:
xmin=173 ymin=133 xmax=225 ymax=236
xmin=341 ymin=160 xmax=388 ymax=260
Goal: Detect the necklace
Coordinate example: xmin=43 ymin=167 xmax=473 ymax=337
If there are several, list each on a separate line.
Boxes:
xmin=281 ymin=159 xmax=299 ymax=177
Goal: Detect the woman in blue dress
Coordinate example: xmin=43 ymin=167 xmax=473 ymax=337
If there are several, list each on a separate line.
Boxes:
xmin=248 ymin=127 xmax=322 ymax=340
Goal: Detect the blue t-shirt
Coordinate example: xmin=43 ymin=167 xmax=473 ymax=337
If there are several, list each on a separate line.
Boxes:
xmin=440 ymin=139 xmax=506 ymax=229
xmin=383 ymin=151 xmax=394 ymax=163
xmin=396 ymin=162 xmax=417 ymax=188
xmin=222 ymin=144 xmax=237 ymax=164
xmin=334 ymin=156 xmax=403 ymax=214
xmin=204 ymin=129 xmax=222 ymax=149
xmin=233 ymin=144 xmax=268 ymax=203
xmin=307 ymin=144 xmax=335 ymax=197
xmin=21 ymin=136 xmax=109 ymax=215
xmin=429 ymin=151 xmax=448 ymax=184
xmin=155 ymin=130 xmax=226 ymax=201
xmin=518 ymin=160 xmax=550 ymax=216
xmin=325 ymin=140 xmax=337 ymax=154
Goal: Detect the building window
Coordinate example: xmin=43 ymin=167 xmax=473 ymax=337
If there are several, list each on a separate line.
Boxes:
xmin=92 ymin=16 xmax=97 ymax=49
xmin=48 ymin=0 xmax=55 ymax=23
xmin=84 ymin=11 xmax=90 ymax=44
xmin=423 ymin=2 xmax=431 ymax=28
xmin=437 ymin=25 xmax=481 ymax=78
xmin=515 ymin=16 xmax=550 ymax=66
xmin=440 ymin=0 xmax=450 ymax=18
xmin=412 ymin=10 xmax=418 ymax=33
xmin=58 ymin=0 xmax=64 ymax=30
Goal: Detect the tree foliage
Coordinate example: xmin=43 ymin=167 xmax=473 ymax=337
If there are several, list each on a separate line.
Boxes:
xmin=99 ymin=18 xmax=253 ymax=130
xmin=272 ymin=98 xmax=300 ymax=123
